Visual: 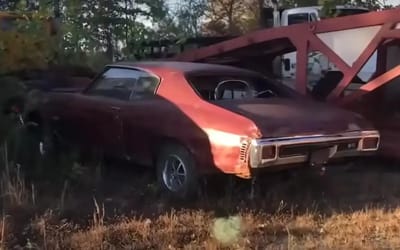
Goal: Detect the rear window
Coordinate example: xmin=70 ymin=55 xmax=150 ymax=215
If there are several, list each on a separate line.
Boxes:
xmin=186 ymin=74 xmax=296 ymax=101
xmin=319 ymin=8 xmax=370 ymax=18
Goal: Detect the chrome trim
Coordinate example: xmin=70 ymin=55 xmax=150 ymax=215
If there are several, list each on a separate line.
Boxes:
xmin=249 ymin=130 xmax=380 ymax=169
xmin=239 ymin=140 xmax=250 ymax=163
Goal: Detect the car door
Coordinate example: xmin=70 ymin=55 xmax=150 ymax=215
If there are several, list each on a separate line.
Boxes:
xmin=74 ymin=67 xmax=137 ymax=157
xmin=118 ymin=69 xmax=162 ymax=165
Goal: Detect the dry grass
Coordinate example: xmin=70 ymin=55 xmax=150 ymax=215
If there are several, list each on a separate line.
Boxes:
xmin=17 ymin=206 xmax=400 ymax=249
xmin=0 ymin=144 xmax=37 ymax=208
xmin=1 ymin=157 xmax=400 ymax=249
xmin=0 ymin=162 xmax=30 ymax=207
xmin=0 ymin=215 xmax=6 ymax=250
xmin=0 ymin=145 xmax=27 ymax=206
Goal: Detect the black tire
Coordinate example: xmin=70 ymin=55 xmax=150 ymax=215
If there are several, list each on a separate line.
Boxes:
xmin=28 ymin=121 xmax=60 ymax=160
xmin=11 ymin=124 xmax=42 ymax=166
xmin=156 ymin=143 xmax=199 ymax=201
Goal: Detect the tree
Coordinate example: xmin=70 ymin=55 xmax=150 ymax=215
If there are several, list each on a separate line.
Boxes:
xmin=318 ymin=0 xmax=393 ymax=17
xmin=203 ymin=0 xmax=394 ymax=36
xmin=202 ymin=0 xmax=264 ymax=35
xmin=0 ymin=4 xmax=57 ymax=74
xmin=202 ymin=0 xmax=246 ymax=35
xmin=60 ymin=0 xmax=172 ymax=62
xmin=175 ymin=0 xmax=207 ymax=37
xmin=0 ymin=0 xmax=20 ymax=10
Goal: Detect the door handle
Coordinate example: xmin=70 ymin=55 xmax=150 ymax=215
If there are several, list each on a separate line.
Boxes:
xmin=110 ymin=106 xmax=121 ymax=111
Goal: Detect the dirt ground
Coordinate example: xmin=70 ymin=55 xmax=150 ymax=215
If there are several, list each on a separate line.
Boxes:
xmin=1 ymin=158 xmax=400 ymax=249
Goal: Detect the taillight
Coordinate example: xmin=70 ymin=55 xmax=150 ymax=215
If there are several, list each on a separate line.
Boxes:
xmin=262 ymin=145 xmax=276 ymax=159
xmin=362 ymin=137 xmax=379 ymax=150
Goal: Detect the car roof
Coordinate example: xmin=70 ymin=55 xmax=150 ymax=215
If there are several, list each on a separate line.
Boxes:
xmin=111 ymin=61 xmax=263 ymax=77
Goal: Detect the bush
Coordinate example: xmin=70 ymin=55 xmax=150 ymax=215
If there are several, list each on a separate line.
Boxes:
xmin=0 ymin=76 xmax=26 ymax=143
xmin=0 ymin=12 xmax=57 ymax=75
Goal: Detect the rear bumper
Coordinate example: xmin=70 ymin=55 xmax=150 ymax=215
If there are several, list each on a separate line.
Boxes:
xmin=249 ymin=130 xmax=380 ymax=169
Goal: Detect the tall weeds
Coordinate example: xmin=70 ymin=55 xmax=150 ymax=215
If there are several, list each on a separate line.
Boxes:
xmin=0 ymin=214 xmax=5 ymax=250
xmin=92 ymin=197 xmax=105 ymax=229
xmin=0 ymin=143 xmax=32 ymax=207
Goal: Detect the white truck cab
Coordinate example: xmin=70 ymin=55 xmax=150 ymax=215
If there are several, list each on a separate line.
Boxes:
xmin=279 ymin=6 xmax=320 ymax=26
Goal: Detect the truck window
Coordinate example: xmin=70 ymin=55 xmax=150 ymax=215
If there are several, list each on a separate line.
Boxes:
xmin=334 ymin=9 xmax=369 ymax=17
xmin=287 ymin=13 xmax=310 ymax=25
xmin=310 ymin=12 xmax=318 ymax=22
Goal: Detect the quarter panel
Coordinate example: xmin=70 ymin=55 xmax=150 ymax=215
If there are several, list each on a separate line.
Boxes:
xmin=151 ymin=71 xmax=261 ymax=175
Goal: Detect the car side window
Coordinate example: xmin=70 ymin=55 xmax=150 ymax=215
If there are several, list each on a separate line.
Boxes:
xmin=86 ymin=67 xmax=159 ymax=100
xmin=130 ymin=73 xmax=160 ymax=100
xmin=188 ymin=74 xmax=290 ymax=101
xmin=215 ymin=80 xmax=251 ymax=100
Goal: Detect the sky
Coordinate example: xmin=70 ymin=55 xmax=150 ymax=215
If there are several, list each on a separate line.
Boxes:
xmin=386 ymin=0 xmax=400 ymax=5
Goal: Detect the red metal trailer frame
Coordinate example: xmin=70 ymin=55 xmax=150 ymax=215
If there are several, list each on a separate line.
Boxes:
xmin=173 ymin=8 xmax=400 ymax=157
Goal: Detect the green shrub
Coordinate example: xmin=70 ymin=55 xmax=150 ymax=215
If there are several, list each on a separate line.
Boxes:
xmin=0 ymin=76 xmax=26 ymax=143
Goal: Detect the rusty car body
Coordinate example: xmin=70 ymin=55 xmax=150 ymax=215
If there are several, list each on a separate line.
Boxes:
xmin=29 ymin=61 xmax=380 ymax=198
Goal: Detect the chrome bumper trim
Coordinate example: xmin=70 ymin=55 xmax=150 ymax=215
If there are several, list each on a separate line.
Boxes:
xmin=249 ymin=130 xmax=380 ymax=169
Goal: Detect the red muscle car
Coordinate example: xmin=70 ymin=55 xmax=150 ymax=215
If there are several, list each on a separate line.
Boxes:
xmin=28 ymin=61 xmax=379 ymax=199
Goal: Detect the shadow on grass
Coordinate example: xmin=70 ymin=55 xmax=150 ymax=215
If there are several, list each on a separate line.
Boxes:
xmin=38 ymin=155 xmax=400 ymax=221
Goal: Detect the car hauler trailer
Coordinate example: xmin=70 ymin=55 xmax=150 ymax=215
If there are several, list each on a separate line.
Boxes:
xmin=172 ymin=7 xmax=400 ymax=159
xmin=136 ymin=5 xmax=375 ymax=90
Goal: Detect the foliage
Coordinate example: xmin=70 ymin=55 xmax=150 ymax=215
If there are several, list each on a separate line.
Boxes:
xmin=202 ymin=0 xmax=250 ymax=35
xmin=174 ymin=0 xmax=207 ymax=37
xmin=0 ymin=0 xmax=20 ymax=10
xmin=61 ymin=0 xmax=171 ymax=62
xmin=2 ymin=0 xmax=393 ymax=63
xmin=0 ymin=12 xmax=57 ymax=74
xmin=201 ymin=0 xmax=394 ymax=35
xmin=0 ymin=76 xmax=25 ymax=142
xmin=318 ymin=0 xmax=393 ymax=17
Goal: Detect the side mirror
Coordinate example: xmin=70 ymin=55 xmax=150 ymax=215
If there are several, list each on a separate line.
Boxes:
xmin=283 ymin=58 xmax=291 ymax=71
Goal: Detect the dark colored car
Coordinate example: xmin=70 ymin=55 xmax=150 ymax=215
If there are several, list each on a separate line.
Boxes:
xmin=25 ymin=61 xmax=380 ymax=198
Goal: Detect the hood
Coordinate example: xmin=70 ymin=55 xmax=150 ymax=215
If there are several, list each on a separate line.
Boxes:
xmin=212 ymin=98 xmax=374 ymax=138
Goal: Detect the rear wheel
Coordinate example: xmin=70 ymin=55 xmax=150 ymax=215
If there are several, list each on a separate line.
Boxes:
xmin=156 ymin=144 xmax=199 ymax=200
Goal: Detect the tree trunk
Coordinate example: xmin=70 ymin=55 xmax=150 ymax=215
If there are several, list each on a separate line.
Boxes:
xmin=106 ymin=29 xmax=113 ymax=61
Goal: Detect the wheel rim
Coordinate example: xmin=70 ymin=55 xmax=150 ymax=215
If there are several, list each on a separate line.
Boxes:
xmin=23 ymin=122 xmax=49 ymax=157
xmin=162 ymin=154 xmax=187 ymax=192
xmin=39 ymin=141 xmax=45 ymax=156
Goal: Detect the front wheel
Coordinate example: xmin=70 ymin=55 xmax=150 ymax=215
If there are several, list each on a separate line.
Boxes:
xmin=5 ymin=121 xmax=55 ymax=178
xmin=156 ymin=144 xmax=199 ymax=201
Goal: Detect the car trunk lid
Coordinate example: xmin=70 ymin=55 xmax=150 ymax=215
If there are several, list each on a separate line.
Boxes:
xmin=212 ymin=98 xmax=373 ymax=138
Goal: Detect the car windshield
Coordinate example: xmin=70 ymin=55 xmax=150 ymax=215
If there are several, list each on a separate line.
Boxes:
xmin=186 ymin=73 xmax=297 ymax=101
